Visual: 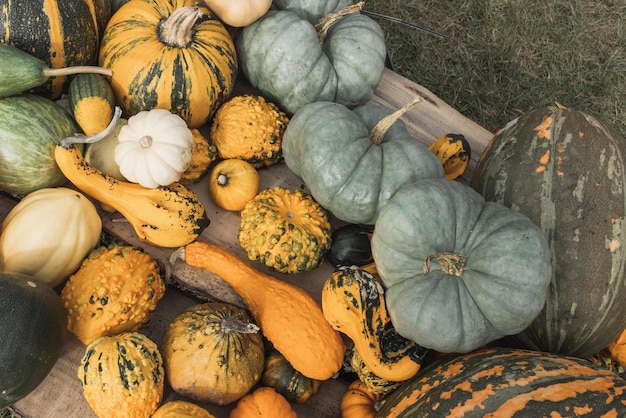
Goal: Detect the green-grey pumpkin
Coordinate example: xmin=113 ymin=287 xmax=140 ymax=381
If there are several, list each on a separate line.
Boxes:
xmin=282 ymin=101 xmax=444 ymax=224
xmin=235 ymin=7 xmax=386 ymax=114
xmin=471 ymin=105 xmax=626 ymax=358
xmin=370 ymin=178 xmax=552 ymax=353
xmin=271 ymin=0 xmax=353 ymax=22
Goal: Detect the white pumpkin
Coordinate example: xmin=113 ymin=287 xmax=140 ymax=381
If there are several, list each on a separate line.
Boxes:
xmin=115 ymin=109 xmax=194 ymax=188
xmin=0 ymin=187 xmax=102 ymax=287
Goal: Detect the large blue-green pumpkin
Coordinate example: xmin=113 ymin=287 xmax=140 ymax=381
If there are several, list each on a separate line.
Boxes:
xmin=471 ymin=105 xmax=626 ymax=358
xmin=282 ymin=101 xmax=444 ymax=224
xmin=370 ymin=178 xmax=551 ymax=353
xmin=0 ymin=94 xmax=80 ymax=195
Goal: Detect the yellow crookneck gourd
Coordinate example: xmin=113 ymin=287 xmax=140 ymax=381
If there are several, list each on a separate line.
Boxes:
xmin=171 ymin=240 xmax=346 ymax=381
xmin=200 ymin=0 xmax=272 ymax=28
xmin=54 ymin=121 xmax=209 ymax=248
xmin=322 ymin=266 xmax=428 ymax=383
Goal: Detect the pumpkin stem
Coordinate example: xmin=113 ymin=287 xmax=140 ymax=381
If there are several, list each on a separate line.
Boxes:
xmin=221 ymin=316 xmax=261 ymax=334
xmin=315 ymin=1 xmax=365 ymax=44
xmin=369 ymin=96 xmax=424 ymax=145
xmin=423 ymin=252 xmax=467 ymax=277
xmin=159 ymin=6 xmax=203 ymax=47
xmin=60 ymin=106 xmax=123 ymax=149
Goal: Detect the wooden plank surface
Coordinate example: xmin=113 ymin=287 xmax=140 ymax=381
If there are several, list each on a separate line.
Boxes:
xmin=4 ymin=68 xmax=493 ymax=418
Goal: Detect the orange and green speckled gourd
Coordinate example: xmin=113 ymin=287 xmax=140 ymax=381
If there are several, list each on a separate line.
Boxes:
xmin=61 ymin=243 xmax=166 ymax=345
xmin=238 ymin=186 xmax=332 ymax=274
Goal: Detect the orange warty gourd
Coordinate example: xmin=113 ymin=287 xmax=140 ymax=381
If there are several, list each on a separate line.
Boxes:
xmin=341 ymin=380 xmax=379 ymax=418
xmin=173 ymin=241 xmax=346 ymax=380
xmin=229 ymin=387 xmax=296 ymax=418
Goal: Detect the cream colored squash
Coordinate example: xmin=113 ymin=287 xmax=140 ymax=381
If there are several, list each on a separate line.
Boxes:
xmin=0 ymin=187 xmax=102 ymax=287
xmin=115 ymin=109 xmax=193 ymax=188
xmin=200 ymin=0 xmax=272 ymax=27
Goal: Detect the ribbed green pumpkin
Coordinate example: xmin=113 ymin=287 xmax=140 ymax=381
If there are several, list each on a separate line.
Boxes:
xmin=99 ymin=0 xmax=237 ymax=129
xmin=0 ymin=0 xmax=111 ymax=99
xmin=376 ymin=347 xmax=626 ymax=417
xmin=0 ymin=94 xmax=81 ymax=195
xmin=272 ymin=0 xmax=353 ymax=22
xmin=471 ymin=105 xmax=626 ymax=358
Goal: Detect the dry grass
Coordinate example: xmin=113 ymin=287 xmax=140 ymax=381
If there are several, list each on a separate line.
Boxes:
xmin=363 ymin=0 xmax=626 ymax=135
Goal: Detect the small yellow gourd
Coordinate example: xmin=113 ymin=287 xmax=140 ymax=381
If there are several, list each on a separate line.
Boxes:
xmin=200 ymin=0 xmax=272 ymax=27
xmin=172 ymin=241 xmax=346 ymax=381
xmin=208 ymin=158 xmax=260 ymax=211
xmin=180 ymin=129 xmax=218 ymax=185
xmin=60 ymin=243 xmax=166 ymax=345
xmin=78 ymin=332 xmax=164 ymax=418
xmin=428 ymin=133 xmax=471 ymax=180
xmin=0 ymin=187 xmax=102 ymax=287
xmin=152 ymin=400 xmax=216 ymax=418
xmin=211 ymin=95 xmax=289 ymax=168
xmin=230 ymin=387 xmax=296 ymax=418
xmin=238 ymin=186 xmax=332 ymax=274
xmin=162 ymin=301 xmax=265 ymax=405
xmin=322 ymin=266 xmax=428 ymax=383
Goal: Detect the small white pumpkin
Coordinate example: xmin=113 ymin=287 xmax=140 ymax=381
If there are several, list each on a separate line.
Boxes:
xmin=0 ymin=187 xmax=102 ymax=287
xmin=115 ymin=109 xmax=194 ymax=188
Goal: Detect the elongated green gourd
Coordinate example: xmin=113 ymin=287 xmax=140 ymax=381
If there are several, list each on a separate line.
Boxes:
xmin=0 ymin=43 xmax=112 ymax=98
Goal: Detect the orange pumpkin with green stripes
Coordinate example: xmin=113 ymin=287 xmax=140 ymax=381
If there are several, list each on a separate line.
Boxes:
xmin=0 ymin=0 xmax=111 ymax=99
xmin=99 ymin=0 xmax=238 ymax=129
xmin=376 ymin=347 xmax=626 ymax=417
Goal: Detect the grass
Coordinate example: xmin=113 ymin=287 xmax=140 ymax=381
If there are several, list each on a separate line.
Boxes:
xmin=363 ymin=0 xmax=626 ymax=135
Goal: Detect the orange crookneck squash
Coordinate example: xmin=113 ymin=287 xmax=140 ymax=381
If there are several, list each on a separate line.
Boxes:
xmin=99 ymin=0 xmax=238 ymax=129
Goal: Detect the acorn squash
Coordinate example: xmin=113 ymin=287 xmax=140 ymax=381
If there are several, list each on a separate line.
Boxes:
xmin=471 ymin=105 xmax=626 ymax=358
xmin=0 ymin=272 xmax=67 ymax=409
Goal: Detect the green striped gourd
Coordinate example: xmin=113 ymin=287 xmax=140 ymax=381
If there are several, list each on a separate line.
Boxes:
xmin=471 ymin=105 xmax=626 ymax=358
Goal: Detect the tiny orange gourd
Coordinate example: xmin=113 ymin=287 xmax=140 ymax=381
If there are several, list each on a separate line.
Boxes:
xmin=341 ymin=379 xmax=380 ymax=418
xmin=208 ymin=158 xmax=260 ymax=211
xmin=229 ymin=387 xmax=296 ymax=418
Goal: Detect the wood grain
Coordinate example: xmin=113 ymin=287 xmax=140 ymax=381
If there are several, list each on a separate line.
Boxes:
xmin=5 ymin=68 xmax=492 ymax=418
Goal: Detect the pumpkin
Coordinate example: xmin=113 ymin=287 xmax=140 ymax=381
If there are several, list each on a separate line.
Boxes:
xmin=0 ymin=0 xmax=111 ymax=99
xmin=0 ymin=94 xmax=81 ymax=195
xmin=68 ymin=73 xmax=116 ymax=136
xmin=162 ymin=301 xmax=265 ymax=405
xmin=180 ymin=129 xmax=218 ymax=185
xmin=262 ymin=346 xmax=322 ymax=403
xmin=115 ymin=109 xmax=194 ymax=188
xmin=99 ymin=0 xmax=238 ymax=129
xmin=428 ymin=133 xmax=472 ymax=180
xmin=229 ymin=387 xmax=296 ymax=418
xmin=0 ymin=187 xmax=102 ymax=287
xmin=282 ymin=100 xmax=444 ymax=224
xmin=0 ymin=272 xmax=67 ymax=410
xmin=471 ymin=105 xmax=626 ymax=358
xmin=210 ymin=95 xmax=289 ymax=168
xmin=199 ymin=0 xmax=272 ymax=27
xmin=60 ymin=243 xmax=166 ymax=345
xmin=370 ymin=178 xmax=552 ymax=353
xmin=238 ymin=186 xmax=332 ymax=274
xmin=375 ymin=347 xmax=626 ymax=417
xmin=272 ymin=0 xmax=353 ymax=23
xmin=78 ymin=332 xmax=164 ymax=418
xmin=327 ymin=223 xmax=374 ymax=267
xmin=152 ymin=400 xmax=215 ymax=418
xmin=55 ymin=143 xmax=209 ymax=248
xmin=322 ymin=266 xmax=427 ymax=384
xmin=341 ymin=379 xmax=380 ymax=418
xmin=236 ymin=2 xmax=386 ymax=114
xmin=172 ymin=241 xmax=346 ymax=381
xmin=208 ymin=159 xmax=260 ymax=211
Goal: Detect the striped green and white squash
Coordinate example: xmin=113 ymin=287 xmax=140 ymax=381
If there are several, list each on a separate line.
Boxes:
xmin=0 ymin=94 xmax=81 ymax=195
xmin=0 ymin=0 xmax=111 ymax=99
xmin=471 ymin=105 xmax=626 ymax=358
xmin=99 ymin=0 xmax=238 ymax=129
xmin=376 ymin=347 xmax=626 ymax=417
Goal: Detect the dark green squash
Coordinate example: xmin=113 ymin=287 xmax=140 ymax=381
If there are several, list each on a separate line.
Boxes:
xmin=0 ymin=272 xmax=67 ymax=409
xmin=376 ymin=347 xmax=626 ymax=417
xmin=262 ymin=347 xmax=322 ymax=403
xmin=0 ymin=0 xmax=111 ymax=99
xmin=327 ymin=224 xmax=374 ymax=267
xmin=471 ymin=105 xmax=626 ymax=358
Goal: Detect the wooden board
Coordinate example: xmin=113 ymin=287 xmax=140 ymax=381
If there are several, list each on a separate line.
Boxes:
xmin=4 ymin=68 xmax=493 ymax=418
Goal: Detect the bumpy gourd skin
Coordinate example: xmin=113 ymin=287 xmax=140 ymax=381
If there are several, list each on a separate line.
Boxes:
xmin=238 ymin=186 xmax=332 ymax=274
xmin=61 ymin=244 xmax=166 ymax=345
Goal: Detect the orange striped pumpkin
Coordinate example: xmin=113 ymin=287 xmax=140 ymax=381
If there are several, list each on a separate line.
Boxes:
xmin=99 ymin=0 xmax=237 ymax=129
xmin=0 ymin=0 xmax=111 ymax=99
xmin=376 ymin=347 xmax=626 ymax=417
